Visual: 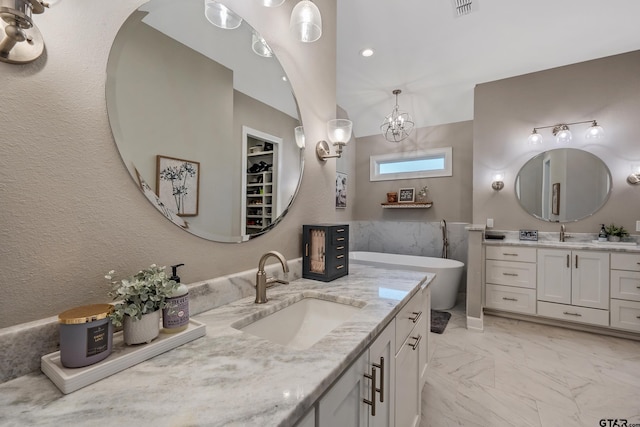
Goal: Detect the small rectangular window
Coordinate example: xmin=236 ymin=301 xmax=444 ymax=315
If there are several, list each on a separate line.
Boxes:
xmin=370 ymin=147 xmax=452 ymax=181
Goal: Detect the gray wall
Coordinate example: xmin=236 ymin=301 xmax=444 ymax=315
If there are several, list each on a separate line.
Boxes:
xmin=353 ymin=120 xmax=474 ymax=223
xmin=473 ymin=50 xmax=640 ymax=233
xmin=0 ymin=0 xmax=338 ymax=328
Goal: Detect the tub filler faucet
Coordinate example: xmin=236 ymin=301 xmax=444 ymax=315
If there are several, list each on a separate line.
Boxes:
xmin=255 ymin=251 xmax=289 ymax=304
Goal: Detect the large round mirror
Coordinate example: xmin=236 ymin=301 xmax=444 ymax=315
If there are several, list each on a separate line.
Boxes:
xmin=106 ymin=0 xmax=304 ymax=242
xmin=515 ymin=148 xmax=611 ymax=222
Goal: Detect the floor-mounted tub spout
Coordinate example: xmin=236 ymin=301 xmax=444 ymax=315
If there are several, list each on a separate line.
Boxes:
xmin=441 ymin=219 xmax=449 ymax=259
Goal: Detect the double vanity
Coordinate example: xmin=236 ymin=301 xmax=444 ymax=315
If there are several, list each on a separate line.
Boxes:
xmin=0 ymin=262 xmax=433 ymax=427
xmin=479 ymin=237 xmax=640 ymax=337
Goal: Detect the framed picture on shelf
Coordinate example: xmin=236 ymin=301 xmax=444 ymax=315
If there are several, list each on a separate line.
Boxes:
xmin=156 ymin=155 xmax=200 ymax=216
xmin=398 ymin=187 xmax=415 ymax=203
xmin=336 ymin=171 xmax=347 ymax=208
xmin=551 ymin=182 xmax=560 ymax=215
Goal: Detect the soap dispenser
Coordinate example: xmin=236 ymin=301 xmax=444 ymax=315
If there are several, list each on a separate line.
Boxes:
xmin=162 ymin=263 xmax=189 ymax=333
xmin=598 ymin=224 xmax=607 ymax=242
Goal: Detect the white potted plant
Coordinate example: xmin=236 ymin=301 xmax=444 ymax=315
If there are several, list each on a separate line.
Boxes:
xmin=106 ymin=264 xmax=178 ymax=345
xmin=604 ymin=223 xmax=629 ymax=242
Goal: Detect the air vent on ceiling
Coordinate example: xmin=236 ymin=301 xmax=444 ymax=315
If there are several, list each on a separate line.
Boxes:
xmin=451 ymin=0 xmax=477 ymax=17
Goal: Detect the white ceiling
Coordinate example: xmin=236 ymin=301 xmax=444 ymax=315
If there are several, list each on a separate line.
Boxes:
xmin=337 ymin=0 xmax=640 ymax=138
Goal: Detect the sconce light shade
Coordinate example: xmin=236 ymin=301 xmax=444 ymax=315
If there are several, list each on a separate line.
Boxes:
xmin=261 ymin=0 xmax=286 ymax=6
xmin=327 ymin=119 xmax=353 ymax=145
xmin=585 ymin=120 xmax=605 ymax=140
xmin=527 ymin=129 xmax=543 ymax=145
xmin=554 ymin=124 xmax=572 ymax=143
xmin=290 ymin=0 xmax=322 ymax=43
xmin=491 ymin=172 xmax=505 ymax=191
xmin=316 ymin=119 xmax=353 ymax=161
xmin=204 ymin=0 xmax=243 ymax=29
xmin=251 ymin=31 xmax=272 ymax=57
xmin=294 ymin=126 xmax=305 ymax=149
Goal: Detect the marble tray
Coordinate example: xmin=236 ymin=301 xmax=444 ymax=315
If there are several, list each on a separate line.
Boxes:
xmin=41 ymin=319 xmax=206 ymax=394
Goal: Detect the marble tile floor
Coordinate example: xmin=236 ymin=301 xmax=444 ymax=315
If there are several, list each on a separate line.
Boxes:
xmin=421 ymin=299 xmax=640 ymax=427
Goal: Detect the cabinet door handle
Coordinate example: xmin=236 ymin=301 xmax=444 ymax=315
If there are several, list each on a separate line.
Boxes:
xmin=336 ymin=237 xmax=345 ymax=242
xmin=503 ymin=253 xmax=518 ymax=257
xmin=336 ymin=254 xmax=345 ymax=259
xmin=336 ymin=246 xmax=345 ymax=250
xmin=372 ymin=357 xmax=384 ymax=403
xmin=563 ymin=311 xmax=582 ymax=317
xmin=567 ymin=254 xmax=570 ymax=268
xmin=409 ymin=311 xmax=422 ymax=323
xmin=502 ymin=272 xmax=519 ymax=277
xmin=363 ymin=366 xmax=377 ymax=416
xmin=408 ymin=335 xmax=422 ymax=350
xmin=336 ymin=265 xmax=345 ymax=270
xmin=575 ymin=255 xmax=578 ymax=269
xmin=305 ymin=243 xmax=308 ymax=257
xmin=502 ymin=297 xmax=518 ymax=301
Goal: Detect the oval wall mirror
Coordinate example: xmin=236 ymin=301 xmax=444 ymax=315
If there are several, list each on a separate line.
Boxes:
xmin=106 ymin=0 xmax=304 ymax=242
xmin=515 ymin=148 xmax=611 ymax=222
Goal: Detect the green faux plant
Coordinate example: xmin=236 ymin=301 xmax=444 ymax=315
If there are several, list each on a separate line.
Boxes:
xmin=106 ymin=264 xmax=178 ymax=327
xmin=604 ymin=223 xmax=629 ymax=237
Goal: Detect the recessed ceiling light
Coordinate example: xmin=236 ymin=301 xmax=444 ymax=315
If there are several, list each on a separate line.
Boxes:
xmin=282 ymin=76 xmax=288 ymax=82
xmin=360 ymin=48 xmax=374 ymax=58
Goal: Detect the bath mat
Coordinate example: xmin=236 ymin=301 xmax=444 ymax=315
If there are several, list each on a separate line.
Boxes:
xmin=431 ymin=310 xmax=451 ymax=334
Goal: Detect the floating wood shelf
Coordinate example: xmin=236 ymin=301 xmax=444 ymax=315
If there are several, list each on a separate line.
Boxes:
xmin=381 ymin=202 xmax=433 ymax=209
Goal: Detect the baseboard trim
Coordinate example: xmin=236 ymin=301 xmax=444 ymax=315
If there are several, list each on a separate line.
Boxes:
xmin=466 ymin=315 xmax=484 ymax=331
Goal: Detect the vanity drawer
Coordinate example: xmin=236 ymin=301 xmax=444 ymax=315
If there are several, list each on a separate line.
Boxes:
xmin=610 ymin=270 xmax=640 ymax=302
xmin=485 ymin=284 xmax=536 ymax=314
xmin=485 ymin=260 xmax=536 ymax=289
xmin=610 ymin=299 xmax=640 ymax=332
xmin=610 ymin=253 xmax=640 ymax=272
xmin=537 ymin=301 xmax=609 ymax=327
xmin=395 ymin=291 xmax=423 ymax=354
xmin=485 ymin=246 xmax=536 ymax=263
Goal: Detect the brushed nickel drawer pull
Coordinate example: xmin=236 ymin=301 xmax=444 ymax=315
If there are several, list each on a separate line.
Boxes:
xmin=502 ymin=297 xmax=518 ymax=301
xmin=336 ymin=246 xmax=345 ymax=250
xmin=503 ymin=253 xmax=518 ymax=256
xmin=408 ymin=335 xmax=421 ymax=350
xmin=336 ymin=228 xmax=345 ymax=233
xmin=502 ymin=273 xmax=519 ymax=277
xmin=336 ymin=254 xmax=345 ymax=259
xmin=336 ymin=265 xmax=345 ymax=270
xmin=409 ymin=311 xmax=422 ymax=323
xmin=563 ymin=311 xmax=582 ymax=317
xmin=363 ymin=367 xmax=377 ymax=416
xmin=337 ymin=237 xmax=345 ymax=242
xmin=372 ymin=357 xmax=384 ymax=403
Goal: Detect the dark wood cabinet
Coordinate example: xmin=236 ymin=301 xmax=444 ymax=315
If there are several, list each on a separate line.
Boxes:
xmin=302 ymin=224 xmax=349 ymax=282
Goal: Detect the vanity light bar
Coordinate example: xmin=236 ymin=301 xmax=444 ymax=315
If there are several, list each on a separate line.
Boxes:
xmin=527 ymin=120 xmax=604 ymax=145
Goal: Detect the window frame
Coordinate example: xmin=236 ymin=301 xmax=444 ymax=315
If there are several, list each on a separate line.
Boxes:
xmin=369 ymin=147 xmax=453 ymax=181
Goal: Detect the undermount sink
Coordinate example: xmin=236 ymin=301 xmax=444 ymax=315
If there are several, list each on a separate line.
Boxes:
xmin=232 ymin=295 xmax=365 ymax=350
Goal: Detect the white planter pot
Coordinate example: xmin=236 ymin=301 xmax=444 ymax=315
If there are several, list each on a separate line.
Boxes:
xmin=123 ymin=310 xmax=160 ymax=345
xmin=608 ymin=236 xmax=621 ymax=242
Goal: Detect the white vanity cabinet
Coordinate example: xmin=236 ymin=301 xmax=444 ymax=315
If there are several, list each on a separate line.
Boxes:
xmin=536 ymin=249 xmax=609 ymax=326
xmin=484 ymin=246 xmax=537 ymax=314
xmin=610 ymin=253 xmax=640 ymax=332
xmin=394 ymin=291 xmax=424 ymax=427
xmin=318 ymin=319 xmax=396 ymax=427
xmin=419 ymin=285 xmax=431 ymax=389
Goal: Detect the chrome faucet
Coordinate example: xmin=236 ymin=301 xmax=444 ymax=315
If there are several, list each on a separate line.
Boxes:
xmin=255 ymin=251 xmax=289 ymax=304
xmin=559 ymin=224 xmax=572 ymax=242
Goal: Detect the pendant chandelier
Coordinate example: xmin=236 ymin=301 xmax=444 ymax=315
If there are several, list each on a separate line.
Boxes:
xmin=380 ymin=89 xmax=414 ymax=143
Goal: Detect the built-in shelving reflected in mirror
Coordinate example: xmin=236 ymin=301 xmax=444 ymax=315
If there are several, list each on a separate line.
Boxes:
xmin=515 ymin=148 xmax=611 ymax=223
xmin=106 ymin=0 xmax=303 ymax=242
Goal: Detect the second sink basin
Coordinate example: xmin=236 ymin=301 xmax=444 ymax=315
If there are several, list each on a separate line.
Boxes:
xmin=232 ymin=295 xmax=365 ymax=350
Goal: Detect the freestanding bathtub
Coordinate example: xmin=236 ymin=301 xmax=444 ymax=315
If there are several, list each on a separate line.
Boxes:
xmin=349 ymin=251 xmax=465 ymax=310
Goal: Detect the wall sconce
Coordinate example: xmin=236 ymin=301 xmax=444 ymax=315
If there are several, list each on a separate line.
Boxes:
xmin=527 ymin=120 xmax=604 ymax=145
xmin=628 ymin=164 xmax=640 ymax=185
xmin=491 ymin=172 xmax=505 ymax=191
xmin=294 ymin=126 xmax=305 ymax=149
xmin=316 ymin=119 xmax=353 ymax=161
xmin=0 ymin=0 xmax=49 ymax=64
xmin=290 ymin=0 xmax=322 ymax=43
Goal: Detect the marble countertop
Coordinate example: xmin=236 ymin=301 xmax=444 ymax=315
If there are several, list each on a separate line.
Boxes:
xmin=483 ymin=239 xmax=640 ymax=252
xmin=0 ymin=263 xmax=432 ymax=427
